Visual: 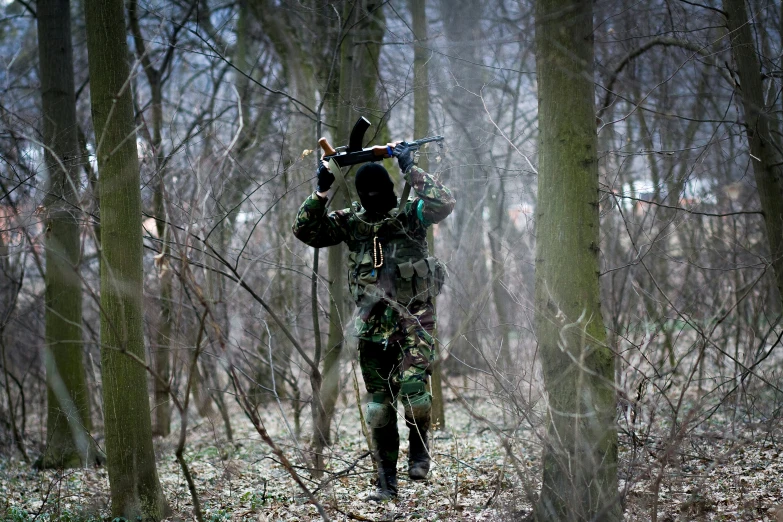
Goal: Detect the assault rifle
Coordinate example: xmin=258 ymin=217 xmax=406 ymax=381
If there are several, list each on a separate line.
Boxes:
xmin=317 ymin=116 xmax=443 ymax=167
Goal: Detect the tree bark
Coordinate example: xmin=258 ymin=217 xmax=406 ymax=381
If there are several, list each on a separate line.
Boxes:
xmin=723 ymin=0 xmax=783 ymax=308
xmin=35 ymin=0 xmax=100 ymax=469
xmin=84 ymin=0 xmax=168 ymax=518
xmin=533 ymin=0 xmax=620 ymax=520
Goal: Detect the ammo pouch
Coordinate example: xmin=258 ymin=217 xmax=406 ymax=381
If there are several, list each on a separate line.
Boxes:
xmin=395 ymin=256 xmax=447 ymax=306
xmin=348 ymin=249 xmax=382 ymax=309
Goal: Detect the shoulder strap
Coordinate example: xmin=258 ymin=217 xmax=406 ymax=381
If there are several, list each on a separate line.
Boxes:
xmin=327 ymin=158 xmax=357 ymax=203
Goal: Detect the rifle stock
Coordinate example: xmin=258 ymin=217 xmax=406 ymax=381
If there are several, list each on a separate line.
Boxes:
xmin=317 ymin=138 xmax=389 ymax=167
xmin=317 ymin=137 xmax=337 ymax=157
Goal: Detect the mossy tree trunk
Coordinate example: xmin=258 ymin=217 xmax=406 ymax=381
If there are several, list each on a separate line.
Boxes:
xmin=36 ymin=0 xmax=100 ymax=469
xmin=533 ymin=0 xmax=620 ymax=519
xmin=84 ymin=0 xmax=168 ymax=518
xmin=723 ymin=0 xmax=783 ymax=308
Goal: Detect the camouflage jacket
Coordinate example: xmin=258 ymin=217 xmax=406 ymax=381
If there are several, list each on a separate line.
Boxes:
xmin=292 ymin=166 xmax=455 ymax=342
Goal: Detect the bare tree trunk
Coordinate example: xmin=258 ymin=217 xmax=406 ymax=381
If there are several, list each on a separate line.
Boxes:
xmin=35 ymin=0 xmax=100 ymax=469
xmin=723 ymin=0 xmax=783 ymax=308
xmin=409 ymin=0 xmax=446 ymax=429
xmin=85 ymin=0 xmax=168 ymax=517
xmin=487 ymin=73 xmax=527 ymax=379
xmin=439 ymin=0 xmax=491 ymax=373
xmin=313 ymin=0 xmax=386 ymax=458
xmin=533 ymin=0 xmax=620 ymax=519
xmin=315 ymin=57 xmax=351 ymax=457
xmin=0 ymin=228 xmax=28 ymax=461
xmin=251 ymin=0 xmax=318 ymax=407
xmin=128 ymin=0 xmax=174 ymax=438
xmin=487 ymin=182 xmax=514 ymax=370
xmin=243 ymin=0 xmax=280 ymax=407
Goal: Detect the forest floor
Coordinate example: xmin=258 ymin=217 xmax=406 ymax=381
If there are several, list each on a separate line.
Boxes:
xmin=1 ymin=383 xmax=782 ymax=521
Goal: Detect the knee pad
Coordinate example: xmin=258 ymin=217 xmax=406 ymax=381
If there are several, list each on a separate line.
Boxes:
xmin=401 ymin=392 xmax=431 ymax=422
xmin=364 ymin=394 xmax=393 ymax=429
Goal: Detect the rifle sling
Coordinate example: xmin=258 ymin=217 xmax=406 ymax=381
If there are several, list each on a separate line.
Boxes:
xmin=398 ymin=182 xmax=411 ymax=211
xmin=327 ymin=158 xmax=356 ymax=204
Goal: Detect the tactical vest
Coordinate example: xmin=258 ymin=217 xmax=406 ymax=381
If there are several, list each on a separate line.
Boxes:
xmin=345 ymin=203 xmax=446 ymax=314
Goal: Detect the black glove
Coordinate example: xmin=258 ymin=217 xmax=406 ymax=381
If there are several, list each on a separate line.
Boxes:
xmin=392 ymin=142 xmax=414 ymax=173
xmin=316 ymin=161 xmax=334 ymax=193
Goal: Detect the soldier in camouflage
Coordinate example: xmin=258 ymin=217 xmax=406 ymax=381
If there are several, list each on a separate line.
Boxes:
xmin=292 ymin=141 xmax=455 ymax=500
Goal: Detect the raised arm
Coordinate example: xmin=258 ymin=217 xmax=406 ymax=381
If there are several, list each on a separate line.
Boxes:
xmin=406 ymin=166 xmax=455 ymax=225
xmin=392 ymin=140 xmax=456 ymax=226
xmin=292 ymin=192 xmax=351 ymax=248
xmin=292 ymin=158 xmax=352 ymax=247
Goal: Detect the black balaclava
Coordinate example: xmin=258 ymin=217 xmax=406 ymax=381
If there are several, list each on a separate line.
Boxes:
xmin=355 ymin=162 xmax=397 ymax=216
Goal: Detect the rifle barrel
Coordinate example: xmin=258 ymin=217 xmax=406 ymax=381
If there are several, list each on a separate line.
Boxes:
xmin=411 ymin=135 xmax=444 ymax=146
xmin=321 ymin=135 xmax=444 ymax=167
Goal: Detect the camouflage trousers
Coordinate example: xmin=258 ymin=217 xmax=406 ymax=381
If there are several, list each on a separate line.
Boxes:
xmin=357 ymin=301 xmax=435 ymax=465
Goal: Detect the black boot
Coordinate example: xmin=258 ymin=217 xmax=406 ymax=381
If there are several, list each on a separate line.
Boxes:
xmin=368 ymin=419 xmax=399 ymax=501
xmin=408 ymin=422 xmax=430 ymax=480
xmin=368 ymin=466 xmax=398 ymax=501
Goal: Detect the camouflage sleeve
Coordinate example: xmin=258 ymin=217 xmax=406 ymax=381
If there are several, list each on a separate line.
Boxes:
xmin=405 ymin=165 xmax=456 ymax=226
xmin=291 ymin=192 xmax=351 ymax=247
